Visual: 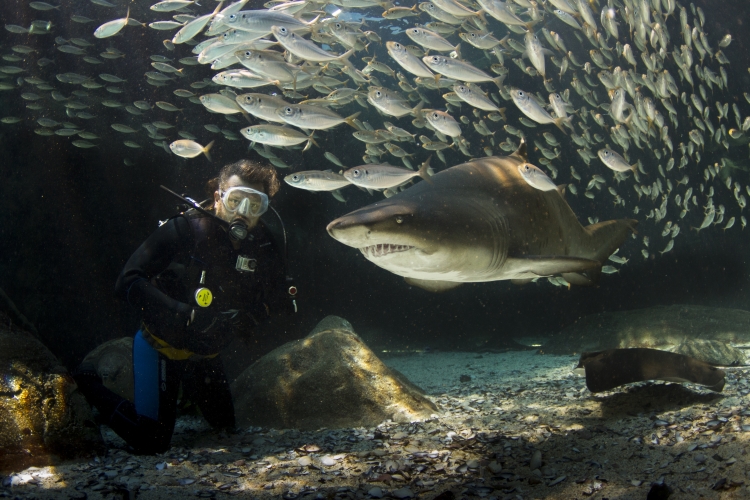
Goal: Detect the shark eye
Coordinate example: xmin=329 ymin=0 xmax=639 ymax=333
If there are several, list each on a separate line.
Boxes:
xmin=395 ymin=216 xmax=403 ymax=224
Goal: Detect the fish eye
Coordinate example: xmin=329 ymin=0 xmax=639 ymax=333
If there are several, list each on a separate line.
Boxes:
xmin=292 ymin=175 xmax=299 ymax=181
xmin=432 ymin=56 xmax=439 ymax=62
xmin=335 ymin=23 xmax=341 ymax=28
xmin=244 ymin=51 xmax=251 ymax=56
xmin=395 ymin=216 xmax=403 ymax=224
xmin=375 ymin=91 xmax=382 ymax=97
xmin=229 ymin=14 xmax=236 ymax=20
xmin=432 ymin=112 xmax=438 ymax=118
xmin=285 ymin=107 xmax=292 ymax=113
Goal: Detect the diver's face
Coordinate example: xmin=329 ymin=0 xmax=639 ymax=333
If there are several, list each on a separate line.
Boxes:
xmin=214 ymin=175 xmax=265 ymax=231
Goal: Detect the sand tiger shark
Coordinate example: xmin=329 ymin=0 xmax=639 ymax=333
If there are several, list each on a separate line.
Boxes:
xmin=326 ymin=140 xmax=637 ymax=292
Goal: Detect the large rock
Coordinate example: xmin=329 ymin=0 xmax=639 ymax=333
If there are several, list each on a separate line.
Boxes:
xmin=673 ymin=339 xmax=746 ymax=366
xmin=232 ymin=316 xmax=438 ymax=430
xmin=542 ymin=305 xmax=750 ymax=354
xmin=0 ymin=312 xmax=104 ymax=471
xmin=81 ymin=337 xmax=134 ymax=401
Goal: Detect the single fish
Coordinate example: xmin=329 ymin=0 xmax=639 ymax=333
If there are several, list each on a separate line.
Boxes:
xmin=169 ymin=139 xmax=214 ymax=159
xmin=423 ymin=109 xmax=461 ymax=137
xmin=240 ymin=124 xmax=316 ymax=151
xmin=343 ymin=158 xmax=431 ymax=190
xmin=423 ymin=54 xmax=502 ymax=86
xmin=276 ymin=104 xmax=359 ymax=131
xmin=511 ymin=88 xmax=570 ymax=132
xmin=284 ymin=170 xmax=352 ymax=191
xmin=94 ymin=8 xmax=131 ymax=39
xmin=272 ymin=26 xmax=353 ymax=62
xmin=236 ymin=93 xmax=288 ymax=123
xmin=518 ymin=163 xmax=562 ymax=192
xmin=386 ymin=41 xmax=433 ymax=78
xmin=597 ymin=148 xmax=637 ymax=172
xmin=368 ymin=87 xmax=424 ymax=118
xmin=453 ymin=83 xmax=501 ymax=112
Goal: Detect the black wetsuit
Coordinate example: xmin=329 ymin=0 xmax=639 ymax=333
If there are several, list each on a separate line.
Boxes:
xmin=74 ymin=210 xmax=289 ymax=454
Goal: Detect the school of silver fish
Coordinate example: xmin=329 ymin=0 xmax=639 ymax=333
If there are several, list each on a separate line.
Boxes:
xmin=1 ymin=0 xmax=749 ymax=286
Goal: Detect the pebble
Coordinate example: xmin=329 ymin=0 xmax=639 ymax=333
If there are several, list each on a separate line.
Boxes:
xmin=392 ymin=487 xmax=413 ymax=498
xmin=529 ymin=450 xmax=542 ymax=471
xmin=367 ymin=486 xmax=384 ymax=498
xmin=320 ymin=455 xmax=337 ymax=466
xmin=297 ymin=456 xmax=312 ymax=466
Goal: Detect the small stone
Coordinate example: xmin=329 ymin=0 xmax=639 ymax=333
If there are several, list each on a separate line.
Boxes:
xmin=367 ymin=486 xmax=384 ymax=498
xmin=320 ymin=455 xmax=336 ymax=466
xmin=459 ymin=374 xmax=472 ymax=383
xmin=392 ymin=487 xmax=413 ymax=499
xmin=487 ymin=461 xmax=503 ymax=474
xmin=297 ymin=456 xmax=312 ymax=467
xmin=155 ymin=462 xmax=167 ymax=470
xmin=529 ymin=450 xmax=542 ymax=471
xmin=103 ymin=470 xmax=118 ymax=479
xmin=178 ymin=478 xmax=195 ymax=485
xmin=694 ymin=453 xmax=706 ymax=464
xmin=631 ymin=479 xmax=643 ymax=487
xmin=466 ymin=459 xmax=479 ymax=469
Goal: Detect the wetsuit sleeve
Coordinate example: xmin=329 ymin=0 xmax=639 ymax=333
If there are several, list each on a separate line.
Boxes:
xmin=261 ymin=233 xmax=293 ymax=317
xmin=115 ymin=216 xmax=194 ymax=327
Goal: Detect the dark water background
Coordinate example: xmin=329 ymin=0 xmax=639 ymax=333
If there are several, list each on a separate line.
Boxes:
xmin=1 ymin=0 xmax=749 ymax=375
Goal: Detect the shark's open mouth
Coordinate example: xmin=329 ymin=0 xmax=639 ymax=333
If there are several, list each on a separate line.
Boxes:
xmin=361 ymin=244 xmax=415 ymax=257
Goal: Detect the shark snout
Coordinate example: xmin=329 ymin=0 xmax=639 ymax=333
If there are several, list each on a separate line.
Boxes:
xmin=326 ymin=215 xmax=371 ymax=247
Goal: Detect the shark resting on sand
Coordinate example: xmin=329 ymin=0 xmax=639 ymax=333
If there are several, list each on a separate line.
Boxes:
xmin=327 ymin=139 xmax=638 ymax=292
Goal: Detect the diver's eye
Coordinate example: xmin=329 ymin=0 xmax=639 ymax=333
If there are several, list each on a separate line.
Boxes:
xmin=395 ymin=216 xmax=403 ymax=224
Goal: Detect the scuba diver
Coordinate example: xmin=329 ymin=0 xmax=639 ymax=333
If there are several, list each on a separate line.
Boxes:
xmin=73 ymin=159 xmax=296 ymax=454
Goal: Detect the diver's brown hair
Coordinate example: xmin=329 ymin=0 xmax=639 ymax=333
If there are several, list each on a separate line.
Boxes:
xmin=205 ymin=159 xmax=281 ymax=202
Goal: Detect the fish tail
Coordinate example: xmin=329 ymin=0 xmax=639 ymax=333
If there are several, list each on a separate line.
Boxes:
xmin=630 ymin=159 xmax=639 ymax=173
xmin=202 ymin=140 xmax=215 ymax=162
xmin=492 ymin=75 xmax=505 ymax=89
xmin=304 ymin=131 xmax=319 ymax=152
xmin=556 ymin=184 xmax=567 ymax=198
xmin=418 ymin=155 xmax=433 ymax=184
xmin=344 ymin=111 xmax=361 ymax=129
xmin=553 ymin=117 xmax=569 ymax=135
xmin=411 ymin=100 xmax=424 ymax=117
xmin=336 ymin=48 xmax=356 ymax=61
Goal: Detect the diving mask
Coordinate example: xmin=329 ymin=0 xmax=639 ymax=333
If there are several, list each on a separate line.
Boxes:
xmin=219 ymin=186 xmax=269 ymax=218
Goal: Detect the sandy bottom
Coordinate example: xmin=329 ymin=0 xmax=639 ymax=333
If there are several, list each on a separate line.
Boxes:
xmin=2 ymin=351 xmax=750 ymax=499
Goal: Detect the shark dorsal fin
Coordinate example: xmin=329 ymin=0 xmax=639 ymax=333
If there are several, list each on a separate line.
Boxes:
xmin=511 ymin=138 xmax=528 ymax=162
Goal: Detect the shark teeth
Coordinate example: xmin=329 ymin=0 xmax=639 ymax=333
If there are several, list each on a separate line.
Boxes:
xmin=361 ymin=244 xmax=414 ymax=257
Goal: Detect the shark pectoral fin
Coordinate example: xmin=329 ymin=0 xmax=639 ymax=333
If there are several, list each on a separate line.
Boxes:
xmin=511 ymin=278 xmax=534 ymax=285
xmin=561 ymin=271 xmax=598 ymax=286
xmin=404 ymin=277 xmax=462 ymax=292
xmin=516 ymin=255 xmax=601 ymax=277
